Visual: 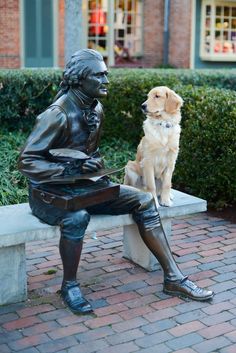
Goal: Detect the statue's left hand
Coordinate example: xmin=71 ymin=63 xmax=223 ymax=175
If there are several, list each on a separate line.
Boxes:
xmin=81 ymin=158 xmax=103 ymax=173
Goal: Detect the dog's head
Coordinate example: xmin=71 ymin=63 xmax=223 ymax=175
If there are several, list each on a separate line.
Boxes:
xmin=141 ymin=86 xmax=183 ymax=117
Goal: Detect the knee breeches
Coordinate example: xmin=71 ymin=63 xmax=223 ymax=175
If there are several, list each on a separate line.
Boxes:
xmin=29 ymin=183 xmax=161 ymax=242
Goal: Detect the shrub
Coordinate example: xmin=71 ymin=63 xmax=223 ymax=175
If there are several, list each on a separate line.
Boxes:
xmin=0 ymin=68 xmax=235 ymax=134
xmin=0 ymin=68 xmax=236 ymax=208
xmin=0 ymin=131 xmax=28 ymax=205
xmin=0 ymin=69 xmax=61 ymax=131
xmin=173 ymin=86 xmax=236 ymax=209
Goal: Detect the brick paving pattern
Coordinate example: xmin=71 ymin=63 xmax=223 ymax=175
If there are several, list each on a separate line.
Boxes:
xmin=1 ymin=212 xmax=236 ymax=352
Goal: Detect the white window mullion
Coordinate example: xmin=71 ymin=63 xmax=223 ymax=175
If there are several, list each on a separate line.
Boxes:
xmin=107 ymin=0 xmax=115 ymax=66
xmin=200 ymin=0 xmax=236 ymax=61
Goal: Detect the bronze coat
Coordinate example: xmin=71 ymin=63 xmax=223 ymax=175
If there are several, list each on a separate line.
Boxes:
xmin=18 ymin=90 xmax=104 ymax=182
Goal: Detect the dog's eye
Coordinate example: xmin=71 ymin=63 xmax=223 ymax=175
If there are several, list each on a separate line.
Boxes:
xmin=155 ymin=95 xmax=160 ymax=98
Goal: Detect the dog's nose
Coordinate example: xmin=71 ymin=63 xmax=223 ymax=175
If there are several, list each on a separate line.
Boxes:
xmin=141 ymin=103 xmax=147 ymax=111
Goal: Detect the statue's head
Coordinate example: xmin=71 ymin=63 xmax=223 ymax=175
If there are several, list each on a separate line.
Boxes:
xmin=60 ymin=49 xmax=109 ymax=98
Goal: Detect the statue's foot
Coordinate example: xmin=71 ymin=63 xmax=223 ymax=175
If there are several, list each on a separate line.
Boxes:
xmin=163 ymin=277 xmax=214 ymax=301
xmin=61 ymin=281 xmax=93 ymax=315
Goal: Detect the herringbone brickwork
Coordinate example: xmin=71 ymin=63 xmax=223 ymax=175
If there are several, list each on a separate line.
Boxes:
xmin=1 ymin=212 xmax=236 ymax=352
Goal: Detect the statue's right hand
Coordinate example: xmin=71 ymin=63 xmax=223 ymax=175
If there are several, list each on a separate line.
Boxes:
xmin=81 ymin=158 xmax=103 ymax=173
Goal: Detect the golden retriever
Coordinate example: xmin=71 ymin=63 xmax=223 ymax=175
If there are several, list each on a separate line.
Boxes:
xmin=124 ymin=86 xmax=183 ymax=207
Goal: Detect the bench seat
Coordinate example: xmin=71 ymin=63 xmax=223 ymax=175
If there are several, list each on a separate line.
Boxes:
xmin=0 ymin=189 xmax=206 ymax=305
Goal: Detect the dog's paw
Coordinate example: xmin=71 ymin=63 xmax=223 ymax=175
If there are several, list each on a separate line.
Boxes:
xmin=160 ymin=199 xmax=173 ymax=207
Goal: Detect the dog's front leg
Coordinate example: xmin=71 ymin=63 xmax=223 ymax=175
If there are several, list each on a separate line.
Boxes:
xmin=160 ymin=168 xmax=173 ymax=207
xmin=142 ymin=159 xmax=160 ymax=208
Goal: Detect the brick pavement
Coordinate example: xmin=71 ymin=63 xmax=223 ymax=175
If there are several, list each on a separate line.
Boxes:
xmin=0 ymin=212 xmax=236 ymax=353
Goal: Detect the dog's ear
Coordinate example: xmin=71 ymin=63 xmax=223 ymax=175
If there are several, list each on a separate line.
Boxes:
xmin=165 ymin=89 xmax=183 ymax=114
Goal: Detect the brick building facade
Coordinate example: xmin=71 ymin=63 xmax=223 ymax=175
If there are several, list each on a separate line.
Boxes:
xmin=0 ymin=0 xmax=235 ymax=69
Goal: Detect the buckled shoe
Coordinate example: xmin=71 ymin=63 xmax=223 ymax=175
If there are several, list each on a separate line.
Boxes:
xmin=163 ymin=277 xmax=214 ymax=301
xmin=61 ymin=281 xmax=93 ymax=314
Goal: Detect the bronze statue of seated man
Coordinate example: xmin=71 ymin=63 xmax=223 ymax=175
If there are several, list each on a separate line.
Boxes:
xmin=18 ymin=49 xmax=213 ymax=315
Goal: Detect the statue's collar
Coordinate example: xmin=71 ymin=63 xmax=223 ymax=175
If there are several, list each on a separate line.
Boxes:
xmin=68 ymin=89 xmax=97 ymax=110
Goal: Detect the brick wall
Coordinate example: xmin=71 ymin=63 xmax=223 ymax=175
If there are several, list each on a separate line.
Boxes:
xmin=0 ymin=0 xmax=20 ymax=68
xmin=58 ymin=0 xmax=65 ymax=68
xmin=143 ymin=0 xmax=164 ymax=67
xmin=0 ymin=0 xmax=192 ymax=69
xmin=168 ymin=0 xmax=192 ymax=68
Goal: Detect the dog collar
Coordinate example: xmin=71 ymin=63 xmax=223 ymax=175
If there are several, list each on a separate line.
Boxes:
xmin=151 ymin=120 xmax=173 ymax=128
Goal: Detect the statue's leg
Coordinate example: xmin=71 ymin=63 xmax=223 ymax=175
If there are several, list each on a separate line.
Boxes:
xmin=59 ymin=209 xmax=93 ymax=314
xmin=89 ymin=185 xmax=213 ymax=302
xmin=132 ymin=194 xmax=214 ymax=301
xmin=29 ymin=188 xmax=93 ymax=314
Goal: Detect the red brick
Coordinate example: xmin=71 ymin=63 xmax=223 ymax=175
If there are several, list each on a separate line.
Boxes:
xmin=112 ymin=317 xmax=148 ymax=333
xmin=3 ymin=316 xmax=42 ymax=331
xmin=119 ymin=305 xmax=153 ymax=320
xmin=207 ymin=226 xmax=228 ymax=232
xmin=151 ymin=297 xmax=183 ymax=310
xmin=119 ymin=272 xmax=150 ymax=284
xmin=198 ymin=248 xmax=224 ymax=257
xmin=8 ymin=333 xmax=51 ymax=351
xmin=125 ymin=294 xmax=160 ymax=308
xmin=17 ymin=304 xmax=55 ymax=318
xmin=175 ymin=247 xmax=199 ymax=256
xmin=143 ymin=307 xmax=179 ymax=322
xmin=57 ymin=314 xmax=88 ymax=326
xmin=95 ymin=303 xmax=128 ymax=317
xmin=172 ymin=223 xmax=189 ymax=230
xmin=106 ymin=328 xmax=144 ymax=345
xmin=202 ymin=236 xmax=225 ymax=244
xmin=47 ymin=324 xmax=88 ymax=340
xmin=168 ymin=320 xmax=206 ymax=337
xmin=85 ymin=314 xmax=122 ymax=329
xmin=225 ymin=330 xmax=236 ymax=343
xmin=106 ymin=292 xmax=140 ymax=305
xmin=202 ymin=301 xmax=234 ymax=315
xmin=87 ymin=288 xmax=119 ymax=301
xmin=190 ymin=270 xmax=217 ymax=281
xmin=22 ymin=321 xmax=61 ymax=336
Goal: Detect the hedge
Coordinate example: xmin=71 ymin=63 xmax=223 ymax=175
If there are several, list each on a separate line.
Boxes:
xmin=0 ymin=68 xmax=236 ymax=208
xmin=0 ymin=68 xmax=236 ymax=133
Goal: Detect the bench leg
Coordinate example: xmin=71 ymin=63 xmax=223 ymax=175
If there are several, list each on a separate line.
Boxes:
xmin=0 ymin=244 xmax=27 ymax=305
xmin=123 ymin=219 xmax=171 ymax=271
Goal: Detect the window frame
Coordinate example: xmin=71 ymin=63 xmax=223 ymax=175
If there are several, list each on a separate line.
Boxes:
xmin=20 ymin=0 xmax=58 ymax=68
xmin=84 ymin=0 xmax=143 ymax=66
xmin=200 ymin=0 xmax=236 ymax=61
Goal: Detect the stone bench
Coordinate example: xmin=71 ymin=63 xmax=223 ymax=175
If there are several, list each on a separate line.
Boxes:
xmin=0 ymin=189 xmax=206 ymax=306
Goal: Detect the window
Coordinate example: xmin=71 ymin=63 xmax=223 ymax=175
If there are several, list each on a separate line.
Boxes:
xmin=23 ymin=0 xmax=56 ymax=67
xmin=114 ymin=0 xmax=143 ymax=57
xmin=201 ymin=0 xmax=236 ymax=61
xmin=86 ymin=0 xmax=143 ymax=65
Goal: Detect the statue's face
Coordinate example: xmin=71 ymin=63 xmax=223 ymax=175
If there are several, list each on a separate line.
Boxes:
xmin=80 ymin=60 xmax=109 ymax=98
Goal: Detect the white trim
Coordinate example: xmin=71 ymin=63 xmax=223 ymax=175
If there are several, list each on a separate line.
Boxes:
xmin=200 ymin=0 xmax=236 ymax=62
xmin=190 ymin=0 xmax=196 ymax=68
xmin=107 ymin=0 xmax=115 ymax=66
xmin=201 ymin=53 xmax=236 ymax=60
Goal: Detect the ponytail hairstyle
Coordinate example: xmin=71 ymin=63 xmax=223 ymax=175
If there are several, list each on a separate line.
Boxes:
xmin=54 ymin=49 xmax=104 ymax=100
